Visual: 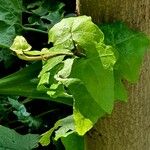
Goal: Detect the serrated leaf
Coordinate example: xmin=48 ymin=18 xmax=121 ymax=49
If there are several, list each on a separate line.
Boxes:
xmin=61 ymin=133 xmax=84 ymax=150
xmin=25 ymin=0 xmax=65 ymax=31
xmin=0 ymin=126 xmax=39 ymax=150
xmin=8 ymin=97 xmax=40 ymax=128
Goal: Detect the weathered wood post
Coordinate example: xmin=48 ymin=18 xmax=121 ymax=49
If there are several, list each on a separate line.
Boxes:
xmin=77 ymin=0 xmax=150 ymax=149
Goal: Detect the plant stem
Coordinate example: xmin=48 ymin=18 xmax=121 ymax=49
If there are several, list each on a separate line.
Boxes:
xmin=22 ymin=26 xmax=48 ymax=34
xmin=17 ymin=52 xmax=74 ymax=61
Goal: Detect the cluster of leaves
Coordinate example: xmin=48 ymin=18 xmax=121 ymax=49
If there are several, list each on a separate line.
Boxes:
xmin=0 ymin=0 xmax=149 ymax=150
xmin=9 ymin=15 xmax=149 ymax=149
xmin=0 ymin=0 xmax=74 ymax=149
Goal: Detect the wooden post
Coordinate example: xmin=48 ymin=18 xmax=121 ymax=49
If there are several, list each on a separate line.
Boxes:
xmin=77 ymin=0 xmax=150 ymax=149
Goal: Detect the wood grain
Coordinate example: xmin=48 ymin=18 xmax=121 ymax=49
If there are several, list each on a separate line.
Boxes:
xmin=77 ymin=0 xmax=150 ymax=149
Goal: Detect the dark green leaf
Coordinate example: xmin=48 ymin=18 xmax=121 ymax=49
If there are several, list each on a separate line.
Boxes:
xmin=0 ymin=126 xmax=39 ymax=150
xmin=101 ymin=22 xmax=150 ymax=82
xmin=0 ymin=0 xmax=22 ymax=48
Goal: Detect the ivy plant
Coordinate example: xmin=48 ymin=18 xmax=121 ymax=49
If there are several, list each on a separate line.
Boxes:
xmin=6 ymin=15 xmax=149 ymax=149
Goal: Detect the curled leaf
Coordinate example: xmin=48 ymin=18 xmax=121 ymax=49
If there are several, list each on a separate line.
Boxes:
xmin=10 ymin=36 xmax=32 ymax=54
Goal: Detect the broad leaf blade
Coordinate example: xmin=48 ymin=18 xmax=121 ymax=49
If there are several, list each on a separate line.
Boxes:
xmin=101 ymin=22 xmax=150 ymax=82
xmin=70 ymin=57 xmax=114 ymax=114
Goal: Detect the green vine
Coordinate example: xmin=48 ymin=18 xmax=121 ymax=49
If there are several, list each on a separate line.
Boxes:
xmin=8 ymin=15 xmax=150 ymax=149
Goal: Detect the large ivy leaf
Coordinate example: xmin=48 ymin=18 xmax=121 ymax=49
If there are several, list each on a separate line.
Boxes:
xmin=0 ymin=126 xmax=39 ymax=150
xmin=70 ymin=56 xmax=114 ymax=115
xmin=100 ymin=22 xmax=150 ymax=102
xmin=100 ymin=22 xmax=150 ymax=82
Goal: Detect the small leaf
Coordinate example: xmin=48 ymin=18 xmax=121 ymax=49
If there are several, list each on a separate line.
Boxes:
xmin=54 ymin=116 xmax=75 ymax=141
xmin=97 ymin=43 xmax=117 ymax=70
xmin=39 ymin=121 xmax=61 ymax=146
xmin=39 ymin=115 xmax=75 ymax=146
xmin=73 ymin=108 xmax=93 ymax=136
xmin=10 ymin=36 xmax=32 ymax=54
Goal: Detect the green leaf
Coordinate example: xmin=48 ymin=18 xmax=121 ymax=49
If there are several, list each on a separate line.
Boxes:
xmin=0 ymin=21 xmax=16 ymax=48
xmin=8 ymin=97 xmax=41 ymax=128
xmin=0 ymin=62 xmax=73 ymax=106
xmin=0 ymin=125 xmax=39 ymax=150
xmin=0 ymin=0 xmax=22 ymax=48
xmin=0 ymin=0 xmax=22 ymax=25
xmin=97 ymin=43 xmax=117 ymax=70
xmin=70 ymin=56 xmax=114 ymax=115
xmin=10 ymin=36 xmax=32 ymax=53
xmin=48 ymin=16 xmax=104 ymax=50
xmin=39 ymin=119 xmax=61 ymax=146
xmin=54 ymin=115 xmax=75 ymax=141
xmin=61 ymin=133 xmax=85 ymax=150
xmin=39 ymin=115 xmax=75 ymax=146
xmin=63 ymin=78 xmax=106 ymax=123
xmin=25 ymin=0 xmax=65 ymax=31
xmin=101 ymin=22 xmax=150 ymax=82
xmin=114 ymin=71 xmax=128 ymax=102
xmin=73 ymin=108 xmax=93 ymax=136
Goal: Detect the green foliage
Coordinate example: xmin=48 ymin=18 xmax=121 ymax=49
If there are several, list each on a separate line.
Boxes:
xmin=38 ymin=16 xmax=149 ymax=149
xmin=23 ymin=0 xmax=68 ymax=31
xmin=0 ymin=1 xmax=149 ymax=149
xmin=0 ymin=0 xmax=22 ymax=48
xmin=100 ymin=22 xmax=150 ymax=101
xmin=0 ymin=62 xmax=73 ymax=105
xmin=8 ymin=97 xmax=41 ymax=128
xmin=61 ymin=133 xmax=85 ymax=150
xmin=39 ymin=115 xmax=75 ymax=146
xmin=100 ymin=22 xmax=150 ymax=82
xmin=0 ymin=126 xmax=39 ymax=150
